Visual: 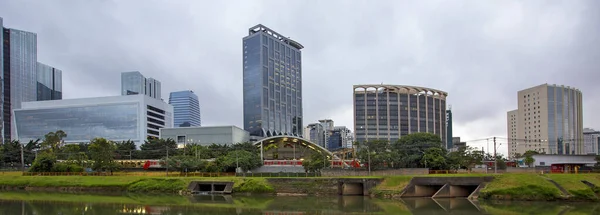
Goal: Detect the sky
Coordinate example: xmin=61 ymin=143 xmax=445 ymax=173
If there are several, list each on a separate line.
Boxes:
xmin=1 ymin=0 xmax=599 ymax=155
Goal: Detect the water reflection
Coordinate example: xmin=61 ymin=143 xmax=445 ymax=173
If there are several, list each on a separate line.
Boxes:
xmin=0 ymin=192 xmax=599 ymax=215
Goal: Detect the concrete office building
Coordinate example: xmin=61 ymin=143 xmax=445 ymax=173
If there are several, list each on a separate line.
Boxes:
xmin=2 ymin=20 xmax=39 ymax=142
xmin=242 ymin=24 xmax=304 ymax=138
xmin=169 ymin=90 xmax=201 ymax=127
xmin=36 ymin=62 xmax=62 ymax=101
xmin=306 ymin=123 xmax=325 ymax=148
xmin=14 ymin=94 xmax=173 ymax=147
xmin=319 ymin=119 xmax=334 ymax=148
xmin=121 ymin=71 xmax=162 ymax=100
xmin=160 ymin=126 xmax=249 ymax=146
xmin=353 ymin=85 xmax=448 ymax=144
xmin=584 ymin=128 xmax=600 ymax=155
xmin=506 ymin=84 xmax=583 ymax=158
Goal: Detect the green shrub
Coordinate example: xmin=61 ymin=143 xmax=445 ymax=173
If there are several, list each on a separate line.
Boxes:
xmin=234 ymin=178 xmax=274 ymax=193
xmin=29 ymin=153 xmax=57 ymax=172
xmin=52 ymin=163 xmax=84 ymax=172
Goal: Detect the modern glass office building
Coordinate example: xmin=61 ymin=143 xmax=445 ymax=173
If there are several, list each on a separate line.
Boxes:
xmin=36 ymin=62 xmax=62 ymax=101
xmin=353 ymin=85 xmax=448 ymax=144
xmin=2 ymin=25 xmax=38 ymax=142
xmin=121 ymin=71 xmax=161 ymax=100
xmin=14 ymin=94 xmax=173 ymax=147
xmin=169 ymin=90 xmax=201 ymax=127
xmin=242 ymin=24 xmax=304 ymax=138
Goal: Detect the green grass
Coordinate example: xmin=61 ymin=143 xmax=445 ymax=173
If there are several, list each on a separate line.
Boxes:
xmin=546 ymin=174 xmax=600 ymax=201
xmin=479 ymin=174 xmax=562 ymax=201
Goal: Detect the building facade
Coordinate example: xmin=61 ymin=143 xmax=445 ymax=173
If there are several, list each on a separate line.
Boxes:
xmin=507 ymin=109 xmax=518 ymax=158
xmin=242 ymin=24 xmax=304 ymax=138
xmin=446 ymin=109 xmax=453 ymax=149
xmin=327 ymin=126 xmax=353 ymax=151
xmin=14 ymin=94 xmax=173 ymax=147
xmin=121 ymin=71 xmax=161 ymax=100
xmin=169 ymin=90 xmax=201 ymax=127
xmin=584 ymin=128 xmax=600 ymax=155
xmin=353 ymin=85 xmax=448 ymax=144
xmin=160 ymin=126 xmax=249 ymax=146
xmin=306 ymin=123 xmax=325 ymax=148
xmin=36 ymin=62 xmax=62 ymax=101
xmin=506 ymin=84 xmax=583 ymax=157
xmin=2 ymin=24 xmax=38 ymax=143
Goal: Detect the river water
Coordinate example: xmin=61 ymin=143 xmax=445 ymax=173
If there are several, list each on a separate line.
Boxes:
xmin=0 ymin=191 xmax=598 ymax=215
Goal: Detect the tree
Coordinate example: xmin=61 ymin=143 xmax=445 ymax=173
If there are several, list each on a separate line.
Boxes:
xmin=165 ymin=155 xmax=206 ymax=173
xmin=392 ymin=133 xmax=444 ymax=168
xmin=115 ymin=140 xmax=136 ymax=159
xmin=89 ymin=138 xmax=119 ymax=173
xmin=356 ymin=140 xmax=393 ymax=169
xmin=41 ymin=130 xmax=67 ymax=153
xmin=23 ymin=139 xmax=41 ymax=165
xmin=186 ymin=144 xmax=212 ymax=159
xmin=60 ymin=144 xmax=88 ymax=167
xmin=139 ymin=138 xmax=177 ymax=159
xmin=1 ymin=140 xmax=21 ymax=167
xmin=302 ymin=152 xmax=331 ymax=173
xmin=421 ymin=147 xmax=448 ymax=170
xmin=523 ymin=150 xmax=538 ymax=167
xmin=29 ymin=152 xmax=57 ymax=172
xmin=217 ymin=150 xmax=262 ymax=173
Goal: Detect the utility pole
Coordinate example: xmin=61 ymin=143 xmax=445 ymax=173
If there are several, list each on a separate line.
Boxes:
xmin=482 ymin=147 xmax=486 ymax=174
xmin=367 ymin=147 xmax=371 ymax=176
xmin=20 ymin=143 xmax=25 ymax=173
xmin=494 ymin=137 xmax=497 ymax=174
xmin=165 ymin=145 xmax=169 ymax=177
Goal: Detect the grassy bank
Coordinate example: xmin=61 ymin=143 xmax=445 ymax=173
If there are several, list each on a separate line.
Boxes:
xmin=479 ymin=174 xmax=563 ymax=201
xmin=0 ymin=174 xmax=274 ymax=194
xmin=545 ymin=174 xmax=600 ymax=200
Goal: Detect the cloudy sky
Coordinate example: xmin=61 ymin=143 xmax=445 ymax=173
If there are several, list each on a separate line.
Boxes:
xmin=1 ymin=0 xmax=598 ymax=155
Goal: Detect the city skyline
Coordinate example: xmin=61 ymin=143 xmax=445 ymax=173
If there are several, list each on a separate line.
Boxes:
xmin=1 ymin=1 xmax=599 ymax=156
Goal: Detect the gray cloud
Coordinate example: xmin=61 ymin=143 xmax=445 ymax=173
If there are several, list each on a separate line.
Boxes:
xmin=1 ymin=0 xmax=599 ymax=154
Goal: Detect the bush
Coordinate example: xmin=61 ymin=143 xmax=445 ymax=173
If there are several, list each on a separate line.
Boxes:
xmin=29 ymin=153 xmax=57 ymax=172
xmin=52 ymin=163 xmax=84 ymax=172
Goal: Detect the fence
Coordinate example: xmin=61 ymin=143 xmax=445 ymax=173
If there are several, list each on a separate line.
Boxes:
xmin=236 ymin=172 xmax=320 ymax=177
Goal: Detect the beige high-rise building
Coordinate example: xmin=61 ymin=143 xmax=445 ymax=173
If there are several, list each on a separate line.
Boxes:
xmin=507 ymin=84 xmax=583 ymax=159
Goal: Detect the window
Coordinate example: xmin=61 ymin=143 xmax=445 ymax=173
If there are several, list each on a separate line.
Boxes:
xmin=177 ymin=135 xmax=186 ymax=143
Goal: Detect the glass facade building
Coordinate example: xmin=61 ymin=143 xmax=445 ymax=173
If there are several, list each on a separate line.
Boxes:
xmin=169 ymin=90 xmax=201 ymax=127
xmin=327 ymin=126 xmax=352 ymax=151
xmin=14 ymin=94 xmax=173 ymax=147
xmin=36 ymin=62 xmax=62 ymax=101
xmin=2 ymin=26 xmax=38 ymax=142
xmin=353 ymin=85 xmax=448 ymax=144
xmin=121 ymin=71 xmax=161 ymax=100
xmin=242 ymin=24 xmax=304 ymax=138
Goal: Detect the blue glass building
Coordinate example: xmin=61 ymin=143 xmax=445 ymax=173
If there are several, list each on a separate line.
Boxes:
xmin=242 ymin=24 xmax=303 ymax=138
xmin=169 ymin=90 xmax=201 ymax=127
xmin=2 ymin=22 xmax=38 ymax=142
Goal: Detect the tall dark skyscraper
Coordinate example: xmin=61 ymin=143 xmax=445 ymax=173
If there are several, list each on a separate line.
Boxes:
xmin=242 ymin=24 xmax=303 ymax=138
xmin=2 ymin=20 xmax=38 ymax=142
xmin=169 ymin=90 xmax=201 ymax=127
xmin=36 ymin=62 xmax=62 ymax=101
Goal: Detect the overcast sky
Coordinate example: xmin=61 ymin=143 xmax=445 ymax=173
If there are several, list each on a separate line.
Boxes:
xmin=1 ymin=0 xmax=598 ymax=155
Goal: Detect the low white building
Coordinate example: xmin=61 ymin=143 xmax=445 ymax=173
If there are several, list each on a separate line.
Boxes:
xmin=14 ymin=94 xmax=173 ymax=147
xmin=531 ymin=154 xmax=596 ymax=167
xmin=159 ymin=126 xmax=250 ymax=146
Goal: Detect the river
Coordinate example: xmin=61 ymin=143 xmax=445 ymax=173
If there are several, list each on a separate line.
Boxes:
xmin=0 ymin=191 xmax=598 ymax=215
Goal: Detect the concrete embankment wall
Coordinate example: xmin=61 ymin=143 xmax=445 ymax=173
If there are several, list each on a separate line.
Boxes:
xmin=266 ymin=178 xmax=383 ymax=196
xmin=322 ymin=168 xmax=428 ymax=177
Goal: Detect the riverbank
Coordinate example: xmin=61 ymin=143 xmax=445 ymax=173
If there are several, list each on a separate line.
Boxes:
xmin=1 ymin=173 xmax=600 ymax=201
